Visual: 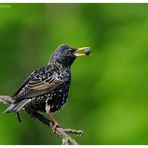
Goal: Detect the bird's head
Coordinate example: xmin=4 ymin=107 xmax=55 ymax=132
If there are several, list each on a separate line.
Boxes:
xmin=49 ymin=44 xmax=91 ymax=66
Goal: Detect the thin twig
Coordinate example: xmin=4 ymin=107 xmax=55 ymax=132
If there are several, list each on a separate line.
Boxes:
xmin=0 ymin=95 xmax=83 ymax=145
xmin=0 ymin=95 xmax=13 ymax=104
xmin=63 ymin=128 xmax=83 ymax=137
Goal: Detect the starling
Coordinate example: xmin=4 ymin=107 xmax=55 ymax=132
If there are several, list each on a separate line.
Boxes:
xmin=4 ymin=44 xmax=90 ymax=129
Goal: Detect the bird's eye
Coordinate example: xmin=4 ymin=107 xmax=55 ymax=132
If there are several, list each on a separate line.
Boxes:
xmin=68 ymin=49 xmax=72 ymax=54
xmin=68 ymin=48 xmax=75 ymax=53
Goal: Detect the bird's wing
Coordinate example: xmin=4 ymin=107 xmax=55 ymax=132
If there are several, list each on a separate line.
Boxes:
xmin=13 ymin=66 xmax=68 ymax=100
xmin=27 ymin=71 xmax=65 ymax=91
xmin=12 ymin=75 xmax=32 ymax=98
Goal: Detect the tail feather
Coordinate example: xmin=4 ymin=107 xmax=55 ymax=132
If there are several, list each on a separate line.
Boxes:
xmin=4 ymin=99 xmax=31 ymax=113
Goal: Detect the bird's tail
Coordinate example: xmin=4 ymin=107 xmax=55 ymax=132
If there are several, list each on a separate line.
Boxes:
xmin=4 ymin=99 xmax=31 ymax=113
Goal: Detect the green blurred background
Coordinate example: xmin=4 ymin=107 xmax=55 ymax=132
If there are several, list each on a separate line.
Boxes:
xmin=0 ymin=3 xmax=148 ymax=145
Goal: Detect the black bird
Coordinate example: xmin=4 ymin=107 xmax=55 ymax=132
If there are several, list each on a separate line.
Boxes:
xmin=4 ymin=44 xmax=90 ymax=129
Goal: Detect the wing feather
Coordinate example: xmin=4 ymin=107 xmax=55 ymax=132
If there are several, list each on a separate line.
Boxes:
xmin=13 ymin=65 xmax=68 ymax=100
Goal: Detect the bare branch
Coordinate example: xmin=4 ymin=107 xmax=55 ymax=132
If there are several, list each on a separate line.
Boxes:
xmin=25 ymin=106 xmax=82 ymax=145
xmin=0 ymin=95 xmax=83 ymax=145
xmin=0 ymin=95 xmax=13 ymax=104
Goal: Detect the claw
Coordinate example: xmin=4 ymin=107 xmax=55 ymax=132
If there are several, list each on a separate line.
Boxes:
xmin=50 ymin=121 xmax=62 ymax=133
xmin=47 ymin=111 xmax=63 ymax=133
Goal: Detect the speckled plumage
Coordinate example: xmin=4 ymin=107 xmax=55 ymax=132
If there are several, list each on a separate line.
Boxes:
xmin=4 ymin=44 xmax=90 ymax=124
xmin=23 ymin=62 xmax=71 ymax=113
xmin=5 ymin=44 xmax=75 ymax=114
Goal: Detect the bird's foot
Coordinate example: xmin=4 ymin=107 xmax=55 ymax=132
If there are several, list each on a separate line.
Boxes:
xmin=50 ymin=121 xmax=63 ymax=133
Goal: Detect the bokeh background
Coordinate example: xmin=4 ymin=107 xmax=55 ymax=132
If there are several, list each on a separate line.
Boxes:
xmin=0 ymin=3 xmax=148 ymax=145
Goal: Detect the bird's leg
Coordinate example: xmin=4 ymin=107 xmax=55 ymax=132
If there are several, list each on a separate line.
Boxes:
xmin=45 ymin=104 xmax=62 ymax=133
xmin=16 ymin=112 xmax=22 ymax=123
xmin=48 ymin=112 xmax=62 ymax=133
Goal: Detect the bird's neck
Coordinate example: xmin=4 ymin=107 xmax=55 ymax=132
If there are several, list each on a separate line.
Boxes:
xmin=48 ymin=60 xmax=71 ymax=69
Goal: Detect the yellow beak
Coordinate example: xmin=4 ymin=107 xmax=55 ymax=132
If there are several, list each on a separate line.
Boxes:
xmin=74 ymin=47 xmax=91 ymax=57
